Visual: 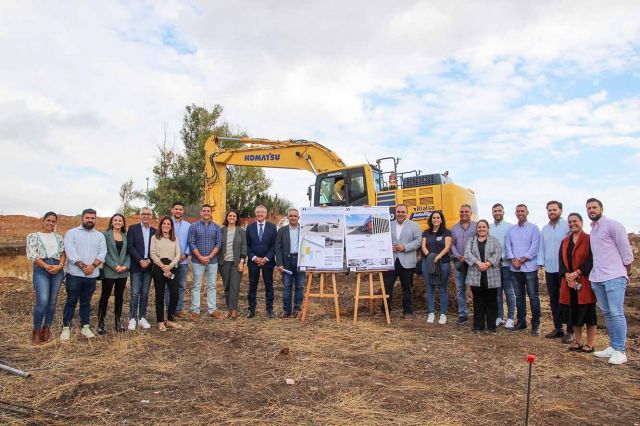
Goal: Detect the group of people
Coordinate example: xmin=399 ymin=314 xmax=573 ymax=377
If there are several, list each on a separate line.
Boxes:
xmin=26 ymin=198 xmax=634 ymax=365
xmin=383 ymin=198 xmax=634 ymax=365
xmin=26 ymin=203 xmax=306 ymax=342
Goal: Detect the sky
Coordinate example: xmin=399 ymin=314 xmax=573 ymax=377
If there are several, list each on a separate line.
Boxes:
xmin=1 ymin=1 xmax=639 ymax=232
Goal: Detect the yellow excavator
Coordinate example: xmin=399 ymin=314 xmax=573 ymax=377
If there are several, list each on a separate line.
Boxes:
xmin=204 ymin=136 xmax=477 ymax=229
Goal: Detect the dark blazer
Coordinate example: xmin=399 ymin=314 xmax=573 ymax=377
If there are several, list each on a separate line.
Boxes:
xmin=246 ymin=221 xmax=277 ymax=264
xmin=219 ymin=226 xmax=248 ymax=267
xmin=275 ymin=226 xmax=300 ymax=270
xmin=127 ymin=223 xmax=157 ymax=273
xmin=102 ymin=230 xmax=131 ymax=279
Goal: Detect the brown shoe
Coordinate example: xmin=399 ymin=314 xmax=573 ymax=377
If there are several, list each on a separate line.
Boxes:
xmin=174 ymin=311 xmax=186 ymax=320
xmin=32 ymin=328 xmax=41 ymax=345
xmin=40 ymin=326 xmax=51 ymax=343
xmin=209 ymin=311 xmax=223 ymax=320
xmin=190 ymin=312 xmax=199 ymax=322
xmin=230 ymin=310 xmax=238 ymax=320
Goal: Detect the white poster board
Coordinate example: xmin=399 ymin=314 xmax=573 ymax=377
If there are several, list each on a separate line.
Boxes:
xmin=344 ymin=206 xmax=394 ymax=271
xmin=298 ymin=207 xmax=345 ymax=271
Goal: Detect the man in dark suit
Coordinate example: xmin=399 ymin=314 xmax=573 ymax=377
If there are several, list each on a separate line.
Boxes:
xmin=246 ymin=205 xmax=278 ymax=318
xmin=126 ymin=207 xmax=156 ymax=331
xmin=275 ymin=208 xmax=305 ymax=318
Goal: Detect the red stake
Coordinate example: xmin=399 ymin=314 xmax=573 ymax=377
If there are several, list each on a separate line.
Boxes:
xmin=525 ymin=354 xmax=536 ymax=425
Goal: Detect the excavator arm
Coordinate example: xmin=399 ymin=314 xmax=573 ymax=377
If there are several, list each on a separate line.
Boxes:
xmin=204 ymin=136 xmax=346 ymax=223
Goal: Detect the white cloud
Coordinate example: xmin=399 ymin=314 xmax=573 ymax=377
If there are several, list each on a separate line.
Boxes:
xmin=0 ymin=0 xmax=639 ymax=230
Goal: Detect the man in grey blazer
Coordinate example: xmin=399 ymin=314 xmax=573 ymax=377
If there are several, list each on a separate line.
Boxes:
xmin=383 ymin=204 xmax=422 ymax=318
xmin=275 ymin=208 xmax=305 ymax=318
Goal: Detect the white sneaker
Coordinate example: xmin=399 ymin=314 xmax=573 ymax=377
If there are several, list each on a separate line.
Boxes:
xmin=60 ymin=326 xmax=71 ymax=341
xmin=128 ymin=318 xmax=137 ymax=331
xmin=496 ymin=318 xmax=503 ymax=327
xmin=438 ymin=314 xmax=447 ymax=325
xmin=138 ymin=318 xmax=151 ymax=329
xmin=427 ymin=313 xmax=435 ymax=323
xmin=80 ymin=325 xmax=95 ymax=338
xmin=594 ymin=346 xmax=615 ymax=358
xmin=504 ymin=319 xmax=514 ymax=329
xmin=608 ymin=351 xmax=628 ymax=365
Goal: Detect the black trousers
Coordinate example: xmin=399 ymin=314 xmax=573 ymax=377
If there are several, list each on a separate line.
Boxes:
xmin=248 ymin=262 xmax=275 ymax=313
xmin=471 ymin=286 xmax=498 ymax=331
xmin=99 ymin=277 xmax=127 ymax=318
xmin=545 ymin=272 xmax=569 ymax=331
xmin=383 ymin=259 xmax=415 ymax=314
xmin=152 ymin=265 xmax=178 ymax=322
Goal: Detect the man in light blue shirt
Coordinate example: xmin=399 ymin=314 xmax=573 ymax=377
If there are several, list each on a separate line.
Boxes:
xmin=489 ymin=203 xmax=515 ymax=329
xmin=506 ymin=204 xmax=541 ymax=336
xmin=61 ymin=208 xmax=107 ymax=341
xmin=166 ymin=201 xmax=191 ymax=319
xmin=537 ymin=200 xmax=571 ymax=341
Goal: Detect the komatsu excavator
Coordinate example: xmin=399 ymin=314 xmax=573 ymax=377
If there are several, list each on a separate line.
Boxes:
xmin=204 ymin=136 xmax=477 ymax=229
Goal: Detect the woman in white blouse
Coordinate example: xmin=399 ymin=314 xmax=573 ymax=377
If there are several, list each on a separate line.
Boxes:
xmin=26 ymin=212 xmax=66 ymax=344
xmin=150 ymin=216 xmax=182 ymax=332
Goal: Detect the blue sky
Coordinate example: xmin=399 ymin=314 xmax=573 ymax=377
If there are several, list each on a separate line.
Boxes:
xmin=1 ymin=1 xmax=639 ymax=231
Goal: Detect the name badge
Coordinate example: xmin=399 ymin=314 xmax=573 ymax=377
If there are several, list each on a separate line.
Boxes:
xmin=436 ymin=236 xmax=443 ymax=241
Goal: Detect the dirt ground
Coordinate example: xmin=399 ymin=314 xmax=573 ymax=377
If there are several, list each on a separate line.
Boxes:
xmin=1 ymin=264 xmax=639 ymax=425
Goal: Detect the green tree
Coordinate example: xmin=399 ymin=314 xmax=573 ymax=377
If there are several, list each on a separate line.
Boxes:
xmin=149 ymin=104 xmax=272 ymax=218
xmin=118 ymin=179 xmax=145 ymax=217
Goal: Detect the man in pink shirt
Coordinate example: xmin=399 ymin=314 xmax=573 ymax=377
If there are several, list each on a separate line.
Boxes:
xmin=586 ymin=198 xmax=634 ymax=365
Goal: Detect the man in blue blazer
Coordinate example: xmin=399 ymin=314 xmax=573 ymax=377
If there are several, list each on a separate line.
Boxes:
xmin=246 ymin=205 xmax=278 ymax=318
xmin=126 ymin=207 xmax=156 ymax=331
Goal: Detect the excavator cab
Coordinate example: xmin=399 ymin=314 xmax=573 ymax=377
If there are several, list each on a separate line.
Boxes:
xmin=314 ymin=166 xmax=373 ymax=207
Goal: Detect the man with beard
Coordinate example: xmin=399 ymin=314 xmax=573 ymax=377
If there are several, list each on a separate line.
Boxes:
xmin=538 ymin=201 xmax=571 ymax=342
xmin=127 ymin=206 xmax=156 ymax=330
xmin=166 ymin=201 xmax=191 ymax=319
xmin=61 ymin=209 xmax=107 ymax=340
xmin=506 ymin=204 xmax=541 ymax=336
xmin=587 ymin=198 xmax=634 ymax=365
xmin=489 ymin=203 xmax=515 ymax=329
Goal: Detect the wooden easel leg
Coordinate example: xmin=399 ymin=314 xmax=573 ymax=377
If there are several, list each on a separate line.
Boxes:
xmin=368 ymin=272 xmax=375 ymax=315
xmin=300 ymin=272 xmax=314 ymax=322
xmin=331 ymin=273 xmax=340 ymax=323
xmin=379 ymin=272 xmax=390 ymax=324
xmin=353 ymin=273 xmax=361 ymax=324
xmin=320 ymin=273 xmax=326 ymax=313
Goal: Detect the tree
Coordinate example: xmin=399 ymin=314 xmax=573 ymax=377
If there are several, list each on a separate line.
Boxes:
xmin=118 ymin=179 xmax=145 ymax=216
xmin=149 ymin=104 xmax=273 ymax=218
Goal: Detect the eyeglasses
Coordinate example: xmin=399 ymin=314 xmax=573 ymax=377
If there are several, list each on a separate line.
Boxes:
xmin=141 ymin=213 xmax=152 ymax=216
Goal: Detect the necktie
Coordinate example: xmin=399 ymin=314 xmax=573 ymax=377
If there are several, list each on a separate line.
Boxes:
xmin=258 ymin=223 xmax=264 ymax=242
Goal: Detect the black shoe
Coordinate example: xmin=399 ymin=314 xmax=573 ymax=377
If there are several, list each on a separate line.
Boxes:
xmin=531 ymin=326 xmax=541 ymax=336
xmin=456 ymin=316 xmax=468 ymax=325
xmin=402 ymin=312 xmax=415 ymax=320
xmin=266 ymin=311 xmax=275 ymax=319
xmin=115 ymin=317 xmax=125 ymax=333
xmin=544 ymin=329 xmax=565 ymax=339
xmin=246 ymin=311 xmax=256 ymax=319
xmin=97 ymin=316 xmax=106 ymax=335
xmin=292 ymin=310 xmax=300 ymax=318
xmin=511 ymin=322 xmax=527 ymax=332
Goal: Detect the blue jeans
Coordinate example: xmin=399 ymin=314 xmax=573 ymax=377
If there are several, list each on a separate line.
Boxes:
xmin=423 ymin=259 xmax=450 ymax=314
xmin=165 ymin=263 xmax=188 ymax=312
xmin=513 ymin=271 xmax=541 ymax=328
xmin=32 ymin=259 xmax=64 ymax=328
xmin=591 ymin=277 xmax=627 ymax=352
xmin=63 ymin=274 xmax=96 ymax=327
xmin=497 ymin=266 xmax=516 ymax=320
xmin=191 ymin=262 xmax=219 ymax=314
xmin=129 ymin=269 xmax=152 ymax=320
xmin=282 ymin=269 xmax=306 ymax=314
xmin=453 ymin=260 xmax=468 ymax=318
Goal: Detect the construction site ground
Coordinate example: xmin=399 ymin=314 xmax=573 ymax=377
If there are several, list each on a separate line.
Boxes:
xmin=0 ymin=262 xmax=639 ymax=425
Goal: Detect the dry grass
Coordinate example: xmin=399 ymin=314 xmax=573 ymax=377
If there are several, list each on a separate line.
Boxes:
xmin=0 ymin=271 xmax=639 ymax=425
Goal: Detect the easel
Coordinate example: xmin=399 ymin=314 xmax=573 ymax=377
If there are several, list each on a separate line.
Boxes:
xmin=300 ymin=271 xmax=341 ymax=323
xmin=353 ymin=271 xmax=390 ymax=324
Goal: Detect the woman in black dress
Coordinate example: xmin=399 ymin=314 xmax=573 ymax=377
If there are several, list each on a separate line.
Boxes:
xmin=559 ymin=213 xmax=597 ymax=353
